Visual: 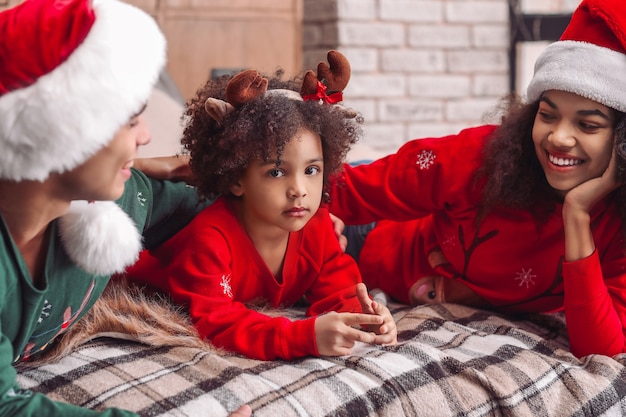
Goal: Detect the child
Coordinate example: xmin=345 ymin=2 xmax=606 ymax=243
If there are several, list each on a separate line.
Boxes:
xmin=125 ymin=52 xmax=397 ymax=361
xmin=328 ymin=0 xmax=626 ymax=359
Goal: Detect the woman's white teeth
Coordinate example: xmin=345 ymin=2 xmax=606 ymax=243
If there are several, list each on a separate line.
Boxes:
xmin=549 ymin=154 xmax=581 ymax=166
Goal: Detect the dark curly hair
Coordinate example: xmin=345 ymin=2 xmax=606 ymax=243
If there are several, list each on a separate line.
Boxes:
xmin=180 ymin=70 xmax=362 ymax=201
xmin=478 ymin=93 xmax=626 ymax=230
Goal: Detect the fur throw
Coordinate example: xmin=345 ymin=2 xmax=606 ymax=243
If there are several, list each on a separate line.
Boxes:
xmin=23 ymin=278 xmax=218 ymax=366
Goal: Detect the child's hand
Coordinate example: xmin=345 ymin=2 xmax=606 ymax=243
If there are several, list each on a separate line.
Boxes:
xmin=356 ymin=283 xmax=398 ymax=346
xmin=314 ymin=311 xmax=384 ymax=356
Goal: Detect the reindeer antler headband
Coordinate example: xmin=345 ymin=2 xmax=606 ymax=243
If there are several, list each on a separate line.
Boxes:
xmin=204 ymin=50 xmax=356 ymax=123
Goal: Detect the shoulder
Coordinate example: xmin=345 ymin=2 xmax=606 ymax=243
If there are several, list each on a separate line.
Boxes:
xmin=304 ymin=206 xmax=333 ymax=231
xmin=193 ymin=198 xmax=235 ymax=224
xmin=402 ymin=124 xmax=497 ymax=152
xmin=120 ymin=169 xmax=150 ymax=199
xmin=0 ymin=225 xmax=17 ymax=297
xmin=121 ymin=168 xmax=202 ymax=206
xmin=297 ymin=207 xmax=337 ymax=253
xmin=181 ymin=198 xmax=242 ymax=240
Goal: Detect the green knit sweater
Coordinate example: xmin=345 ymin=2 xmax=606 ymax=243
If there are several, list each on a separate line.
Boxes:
xmin=0 ymin=169 xmax=205 ymax=416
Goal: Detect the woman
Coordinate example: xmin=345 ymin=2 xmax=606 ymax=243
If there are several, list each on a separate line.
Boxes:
xmin=328 ymin=0 xmax=626 ymax=359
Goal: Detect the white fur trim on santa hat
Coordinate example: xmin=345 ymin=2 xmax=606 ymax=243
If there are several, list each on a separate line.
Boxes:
xmin=58 ymin=201 xmax=142 ymax=275
xmin=0 ymin=0 xmax=165 ymax=181
xmin=526 ymin=40 xmax=626 ymax=112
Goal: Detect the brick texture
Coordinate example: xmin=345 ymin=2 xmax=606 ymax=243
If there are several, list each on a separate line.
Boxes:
xmin=303 ymin=0 xmax=515 ymax=155
xmin=303 ymin=0 xmax=578 ymax=156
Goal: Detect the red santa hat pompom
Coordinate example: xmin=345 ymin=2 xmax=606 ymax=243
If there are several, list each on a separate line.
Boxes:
xmin=527 ymin=0 xmax=626 ymax=112
xmin=0 ymin=0 xmax=166 ymax=274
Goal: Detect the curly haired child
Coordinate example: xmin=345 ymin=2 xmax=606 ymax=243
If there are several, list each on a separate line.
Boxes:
xmin=125 ymin=51 xmax=397 ymax=360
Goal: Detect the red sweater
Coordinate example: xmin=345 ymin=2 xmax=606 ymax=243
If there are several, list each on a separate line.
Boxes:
xmin=125 ymin=198 xmax=363 ymax=360
xmin=329 ymin=125 xmax=626 ymax=357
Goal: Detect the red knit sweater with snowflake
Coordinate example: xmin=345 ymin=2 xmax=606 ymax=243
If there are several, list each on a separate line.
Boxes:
xmin=125 ymin=198 xmax=363 ymax=360
xmin=329 ymin=124 xmax=626 ymax=358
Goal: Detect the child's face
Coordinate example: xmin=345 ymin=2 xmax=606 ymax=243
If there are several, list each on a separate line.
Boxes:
xmin=231 ymin=129 xmax=324 ymax=234
xmin=532 ymin=90 xmax=615 ymax=197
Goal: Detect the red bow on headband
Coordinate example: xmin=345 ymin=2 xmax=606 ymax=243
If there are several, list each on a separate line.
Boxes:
xmin=301 ymin=80 xmax=343 ymax=104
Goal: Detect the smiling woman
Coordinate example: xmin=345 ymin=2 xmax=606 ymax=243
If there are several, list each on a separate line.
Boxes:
xmin=532 ymin=91 xmax=616 ymax=198
xmin=328 ymin=0 xmax=626 ymax=360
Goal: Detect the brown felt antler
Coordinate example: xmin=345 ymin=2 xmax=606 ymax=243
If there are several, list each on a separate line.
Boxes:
xmin=205 ymin=69 xmax=269 ymax=123
xmin=225 ymin=69 xmax=268 ymax=108
xmin=205 ymin=50 xmax=354 ymax=122
xmin=301 ymin=50 xmax=351 ymax=97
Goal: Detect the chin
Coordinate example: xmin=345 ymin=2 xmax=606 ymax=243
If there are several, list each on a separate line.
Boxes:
xmin=284 ymin=219 xmax=309 ymax=233
xmin=113 ymin=185 xmax=127 ymax=199
xmin=100 ymin=185 xmax=126 ymax=202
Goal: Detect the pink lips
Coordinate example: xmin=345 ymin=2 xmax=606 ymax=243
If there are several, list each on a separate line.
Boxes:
xmin=121 ymin=160 xmax=134 ymax=179
xmin=285 ymin=207 xmax=307 ymax=217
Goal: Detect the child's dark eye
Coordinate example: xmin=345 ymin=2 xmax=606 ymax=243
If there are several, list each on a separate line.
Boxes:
xmin=305 ymin=166 xmax=321 ymax=176
xmin=268 ymin=169 xmax=284 ymax=178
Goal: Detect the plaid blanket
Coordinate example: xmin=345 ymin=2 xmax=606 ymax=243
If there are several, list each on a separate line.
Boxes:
xmin=16 ymin=303 xmax=626 ymax=417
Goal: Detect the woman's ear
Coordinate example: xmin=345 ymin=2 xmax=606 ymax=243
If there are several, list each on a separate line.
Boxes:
xmin=230 ymin=182 xmax=244 ymax=197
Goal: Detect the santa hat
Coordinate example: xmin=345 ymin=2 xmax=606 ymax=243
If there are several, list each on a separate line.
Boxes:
xmin=526 ymin=0 xmax=626 ymax=112
xmin=0 ymin=0 xmax=165 ymax=274
xmin=0 ymin=0 xmax=165 ymax=180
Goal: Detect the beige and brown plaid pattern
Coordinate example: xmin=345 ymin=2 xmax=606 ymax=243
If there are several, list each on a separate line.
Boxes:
xmin=16 ymin=303 xmax=626 ymax=416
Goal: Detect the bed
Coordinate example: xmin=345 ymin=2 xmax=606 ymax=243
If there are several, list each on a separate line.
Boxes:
xmin=15 ymin=280 xmax=626 ymax=417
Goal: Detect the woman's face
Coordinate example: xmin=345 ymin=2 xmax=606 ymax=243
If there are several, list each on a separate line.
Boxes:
xmin=532 ymin=90 xmax=615 ymax=197
xmin=54 ymin=111 xmax=151 ymax=201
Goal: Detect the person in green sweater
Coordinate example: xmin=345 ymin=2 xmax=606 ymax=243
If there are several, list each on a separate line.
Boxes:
xmin=0 ymin=0 xmax=251 ymax=416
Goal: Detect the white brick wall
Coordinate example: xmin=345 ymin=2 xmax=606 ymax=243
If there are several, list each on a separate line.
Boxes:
xmin=303 ymin=0 xmax=577 ymax=156
xmin=446 ymin=1 xmax=508 ymax=23
xmin=379 ymin=1 xmax=443 ymax=22
xmin=303 ymin=0 xmax=510 ymax=155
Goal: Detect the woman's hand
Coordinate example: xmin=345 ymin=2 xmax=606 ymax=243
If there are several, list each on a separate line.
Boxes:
xmin=329 ymin=213 xmax=348 ymax=252
xmin=562 ymin=148 xmax=621 ymax=261
xmin=563 ymin=148 xmax=620 ymax=215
